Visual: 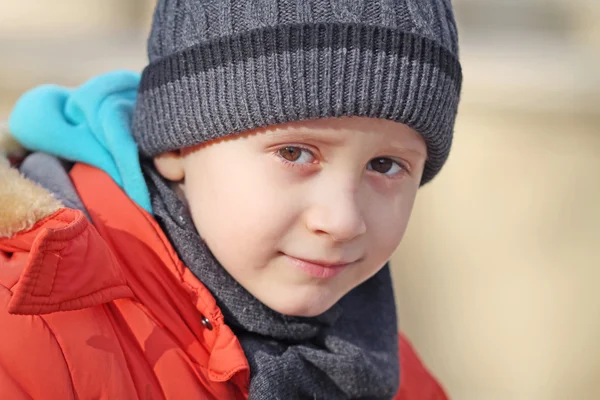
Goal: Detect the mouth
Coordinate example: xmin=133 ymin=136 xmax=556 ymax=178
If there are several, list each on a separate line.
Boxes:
xmin=284 ymin=254 xmax=355 ymax=279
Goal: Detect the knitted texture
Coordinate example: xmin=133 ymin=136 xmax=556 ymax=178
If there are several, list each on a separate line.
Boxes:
xmin=133 ymin=1 xmax=462 ymax=182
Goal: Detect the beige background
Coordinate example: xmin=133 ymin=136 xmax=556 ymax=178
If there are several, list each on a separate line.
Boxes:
xmin=1 ymin=1 xmax=599 ymax=399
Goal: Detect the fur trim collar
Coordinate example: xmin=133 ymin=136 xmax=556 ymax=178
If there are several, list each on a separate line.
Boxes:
xmin=0 ymin=124 xmax=62 ymax=238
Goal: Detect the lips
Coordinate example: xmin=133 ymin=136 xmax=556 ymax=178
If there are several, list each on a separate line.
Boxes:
xmin=284 ymin=254 xmax=354 ymax=278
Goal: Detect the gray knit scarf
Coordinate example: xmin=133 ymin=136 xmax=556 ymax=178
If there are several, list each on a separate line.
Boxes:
xmin=143 ymin=161 xmax=400 ymax=399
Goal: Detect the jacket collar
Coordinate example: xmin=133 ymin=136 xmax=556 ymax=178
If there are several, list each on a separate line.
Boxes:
xmin=0 ymin=160 xmax=133 ymax=314
xmin=0 ymin=160 xmax=220 ymax=319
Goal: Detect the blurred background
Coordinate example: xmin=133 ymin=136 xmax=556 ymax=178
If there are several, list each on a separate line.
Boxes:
xmin=0 ymin=1 xmax=598 ymax=399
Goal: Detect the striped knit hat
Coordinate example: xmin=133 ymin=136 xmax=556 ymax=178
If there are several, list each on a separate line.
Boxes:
xmin=132 ymin=0 xmax=462 ymax=184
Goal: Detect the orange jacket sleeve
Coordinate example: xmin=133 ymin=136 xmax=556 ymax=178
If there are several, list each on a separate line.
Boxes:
xmin=395 ymin=332 xmax=449 ymax=400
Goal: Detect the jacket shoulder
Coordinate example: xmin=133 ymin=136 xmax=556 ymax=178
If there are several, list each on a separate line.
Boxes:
xmin=395 ymin=333 xmax=449 ymax=400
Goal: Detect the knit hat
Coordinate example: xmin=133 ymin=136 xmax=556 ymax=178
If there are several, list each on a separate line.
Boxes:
xmin=132 ymin=0 xmax=462 ymax=184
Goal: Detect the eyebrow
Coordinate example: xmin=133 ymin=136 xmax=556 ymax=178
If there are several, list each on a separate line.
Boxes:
xmin=384 ymin=139 xmax=428 ymax=158
xmin=262 ymin=129 xmax=345 ymax=147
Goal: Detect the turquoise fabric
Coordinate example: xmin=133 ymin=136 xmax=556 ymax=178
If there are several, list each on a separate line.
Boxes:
xmin=9 ymin=70 xmax=152 ymax=213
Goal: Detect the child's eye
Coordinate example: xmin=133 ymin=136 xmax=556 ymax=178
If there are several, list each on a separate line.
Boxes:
xmin=277 ymin=146 xmax=316 ymax=164
xmin=367 ymin=157 xmax=405 ymax=176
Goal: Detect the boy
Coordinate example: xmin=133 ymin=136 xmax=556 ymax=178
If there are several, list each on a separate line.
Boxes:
xmin=0 ymin=0 xmax=461 ymax=398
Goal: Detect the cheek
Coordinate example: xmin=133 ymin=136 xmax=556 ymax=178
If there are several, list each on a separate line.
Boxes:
xmin=182 ymin=152 xmax=296 ymax=267
xmin=365 ymin=189 xmax=418 ymax=263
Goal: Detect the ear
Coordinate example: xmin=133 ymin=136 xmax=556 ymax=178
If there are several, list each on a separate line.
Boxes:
xmin=154 ymin=151 xmax=185 ymax=181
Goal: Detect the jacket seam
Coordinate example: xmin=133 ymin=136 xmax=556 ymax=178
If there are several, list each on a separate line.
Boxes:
xmin=13 ymin=284 xmax=132 ymax=314
xmin=28 ymin=240 xmax=48 ymax=298
xmin=102 ymin=303 xmax=165 ymax=400
xmin=38 ymin=316 xmax=77 ymax=399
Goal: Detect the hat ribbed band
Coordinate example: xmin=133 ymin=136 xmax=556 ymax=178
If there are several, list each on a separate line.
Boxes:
xmin=133 ymin=23 xmax=462 ymax=184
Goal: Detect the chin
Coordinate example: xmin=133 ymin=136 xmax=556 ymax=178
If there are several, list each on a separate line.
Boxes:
xmin=260 ymin=291 xmax=340 ymax=317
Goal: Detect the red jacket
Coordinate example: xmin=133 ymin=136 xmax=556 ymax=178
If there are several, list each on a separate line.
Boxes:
xmin=0 ymin=161 xmax=448 ymax=399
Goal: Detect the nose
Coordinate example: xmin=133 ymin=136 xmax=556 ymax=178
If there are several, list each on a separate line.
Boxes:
xmin=305 ymin=185 xmax=367 ymax=243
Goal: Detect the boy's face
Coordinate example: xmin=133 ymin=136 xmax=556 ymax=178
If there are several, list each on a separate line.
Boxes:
xmin=156 ymin=117 xmax=427 ymax=317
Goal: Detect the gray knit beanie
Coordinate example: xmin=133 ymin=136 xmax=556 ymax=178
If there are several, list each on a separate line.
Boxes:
xmin=132 ymin=0 xmax=462 ymax=184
